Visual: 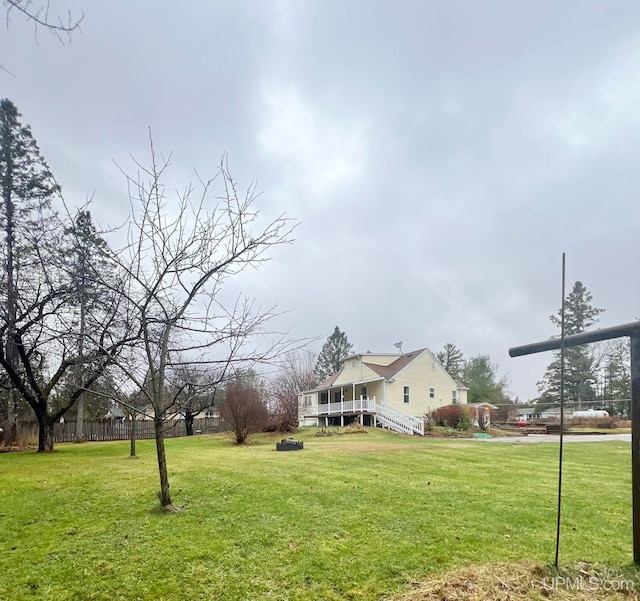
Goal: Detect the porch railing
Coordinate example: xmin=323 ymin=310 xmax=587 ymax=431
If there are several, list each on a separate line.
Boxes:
xmin=301 ymin=397 xmax=424 ymax=436
xmin=312 ymin=397 xmax=377 ymax=416
xmin=375 ymin=403 xmax=424 ymax=436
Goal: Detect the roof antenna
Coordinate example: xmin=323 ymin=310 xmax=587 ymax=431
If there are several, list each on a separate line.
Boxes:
xmin=394 ymin=341 xmax=403 ymax=354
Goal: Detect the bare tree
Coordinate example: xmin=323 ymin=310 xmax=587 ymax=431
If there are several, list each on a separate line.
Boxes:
xmin=0 ymin=99 xmax=125 ymax=451
xmin=168 ymin=363 xmax=224 ymax=436
xmin=269 ymin=350 xmax=317 ymax=432
xmin=220 ymin=376 xmax=268 ymax=445
xmin=3 ymin=1 xmax=83 ymax=42
xmin=0 ymin=246 xmax=127 ymax=451
xmin=104 ymin=138 xmax=297 ymax=508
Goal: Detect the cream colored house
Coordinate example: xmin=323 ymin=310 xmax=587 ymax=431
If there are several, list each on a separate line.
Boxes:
xmin=298 ymin=348 xmax=467 ymax=435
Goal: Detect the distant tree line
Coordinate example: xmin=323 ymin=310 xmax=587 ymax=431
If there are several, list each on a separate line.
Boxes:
xmin=535 ymin=280 xmax=630 ymax=416
xmin=436 ymin=281 xmax=631 ymax=418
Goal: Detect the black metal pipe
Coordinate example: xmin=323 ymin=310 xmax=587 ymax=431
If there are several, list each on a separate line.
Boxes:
xmin=510 ymin=319 xmax=640 ymax=564
xmin=509 ymin=321 xmax=640 ymax=357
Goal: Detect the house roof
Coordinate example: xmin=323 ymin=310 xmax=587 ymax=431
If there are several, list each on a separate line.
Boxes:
xmin=342 ymin=351 xmax=401 ymax=362
xmin=300 ymin=347 xmax=467 ymax=395
xmin=308 ymin=368 xmax=344 ymax=392
xmin=304 ymin=349 xmax=427 ymax=393
xmin=106 ymin=405 xmax=124 ymax=419
xmin=363 ymin=348 xmax=427 ymax=379
xmin=469 ymin=402 xmax=499 ymax=410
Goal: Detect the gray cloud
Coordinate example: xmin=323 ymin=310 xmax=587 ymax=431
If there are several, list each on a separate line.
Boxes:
xmin=2 ymin=0 xmax=639 ymax=399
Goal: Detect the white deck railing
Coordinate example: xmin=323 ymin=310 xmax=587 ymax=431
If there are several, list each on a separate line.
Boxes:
xmin=301 ymin=396 xmax=424 ymax=436
xmin=313 ymin=397 xmax=377 ymax=415
xmin=376 ymin=403 xmax=424 ymax=436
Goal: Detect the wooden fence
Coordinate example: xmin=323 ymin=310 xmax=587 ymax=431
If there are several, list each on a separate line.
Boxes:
xmin=18 ymin=417 xmax=230 ymax=444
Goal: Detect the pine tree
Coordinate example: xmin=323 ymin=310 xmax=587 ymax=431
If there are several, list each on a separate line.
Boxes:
xmin=436 ymin=343 xmax=464 ymax=381
xmin=62 ymin=209 xmax=113 ymax=441
xmin=0 ymin=100 xmax=120 ymax=452
xmin=600 ymin=340 xmax=631 ymax=417
xmin=314 ymin=326 xmax=353 ymax=381
xmin=462 ymin=354 xmax=509 ymax=405
xmin=537 ymin=281 xmax=604 ymax=408
xmin=0 ymin=98 xmax=60 ymax=445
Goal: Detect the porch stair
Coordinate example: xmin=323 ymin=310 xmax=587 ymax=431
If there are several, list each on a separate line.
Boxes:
xmin=375 ymin=403 xmax=424 ymax=436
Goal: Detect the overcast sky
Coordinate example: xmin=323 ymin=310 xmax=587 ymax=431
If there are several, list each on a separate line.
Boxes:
xmin=2 ymin=1 xmax=639 ymax=400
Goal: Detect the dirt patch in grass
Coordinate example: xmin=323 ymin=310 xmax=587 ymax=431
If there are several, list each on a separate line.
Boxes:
xmin=0 ymin=445 xmax=35 ymax=453
xmin=397 ymin=562 xmax=639 ymax=600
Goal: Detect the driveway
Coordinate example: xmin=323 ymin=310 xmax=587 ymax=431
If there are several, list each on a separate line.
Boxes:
xmin=479 ymin=433 xmax=631 ymax=444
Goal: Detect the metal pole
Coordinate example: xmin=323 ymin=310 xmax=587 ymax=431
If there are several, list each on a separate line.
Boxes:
xmin=555 ymin=253 xmax=566 ymax=567
xmin=631 ymin=331 xmax=640 ymax=563
xmin=510 ymin=320 xmax=640 ymax=564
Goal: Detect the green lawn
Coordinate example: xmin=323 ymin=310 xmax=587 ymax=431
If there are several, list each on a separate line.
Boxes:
xmin=0 ymin=428 xmax=636 ymax=600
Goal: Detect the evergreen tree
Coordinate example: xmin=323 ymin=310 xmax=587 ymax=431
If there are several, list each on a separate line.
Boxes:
xmin=314 ymin=326 xmax=353 ymax=381
xmin=461 ymin=354 xmax=509 ymax=405
xmin=436 ymin=343 xmax=464 ymax=381
xmin=0 ymin=100 xmax=121 ymax=451
xmin=0 ymin=98 xmax=60 ymax=445
xmin=62 ymin=209 xmax=114 ymax=441
xmin=600 ymin=340 xmax=631 ymax=417
xmin=537 ymin=281 xmax=604 ymax=408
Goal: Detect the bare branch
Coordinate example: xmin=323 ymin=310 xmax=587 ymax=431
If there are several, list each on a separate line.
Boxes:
xmin=4 ymin=0 xmax=83 ymax=44
xmin=103 ymin=136 xmax=302 ymax=506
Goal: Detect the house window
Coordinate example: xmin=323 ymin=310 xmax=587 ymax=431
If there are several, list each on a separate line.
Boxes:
xmin=403 ymin=386 xmax=410 ymax=403
xmin=205 ymin=410 xmax=216 ymax=419
xmin=303 ymin=395 xmax=312 ymax=409
xmin=352 ymin=360 xmax=356 ymax=368
xmin=360 ymin=386 xmax=367 ymax=400
xmin=429 ymin=388 xmax=435 ymax=398
xmin=452 ymin=391 xmax=457 ymax=404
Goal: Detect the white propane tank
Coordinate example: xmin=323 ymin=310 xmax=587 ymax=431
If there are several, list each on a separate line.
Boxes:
xmin=571 ymin=409 xmax=609 ymax=419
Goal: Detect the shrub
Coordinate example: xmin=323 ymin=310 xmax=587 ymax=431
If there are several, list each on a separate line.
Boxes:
xmin=571 ymin=416 xmax=621 ymax=430
xmin=433 ymin=405 xmax=474 ymax=430
xmin=263 ymin=412 xmax=298 ymax=433
xmin=423 ymin=411 xmax=435 ymax=431
xmin=219 ymin=381 xmax=269 ymax=444
xmin=343 ymin=421 xmax=368 ymax=435
xmin=314 ymin=427 xmax=341 ymax=437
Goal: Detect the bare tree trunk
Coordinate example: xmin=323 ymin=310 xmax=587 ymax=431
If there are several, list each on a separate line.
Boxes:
xmin=154 ymin=417 xmax=172 ymax=508
xmin=130 ymin=416 xmax=137 ymax=457
xmin=75 ymin=397 xmax=85 ymax=442
xmin=75 ymin=263 xmax=87 ymax=441
xmin=5 ymin=388 xmax=17 ymax=446
xmin=185 ymin=411 xmax=194 ymax=436
xmin=37 ymin=416 xmax=54 ymax=452
xmin=4 ymin=177 xmax=18 ymax=448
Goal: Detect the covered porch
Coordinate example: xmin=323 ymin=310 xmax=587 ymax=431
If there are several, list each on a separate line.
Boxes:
xmin=300 ymin=396 xmax=379 ymax=427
